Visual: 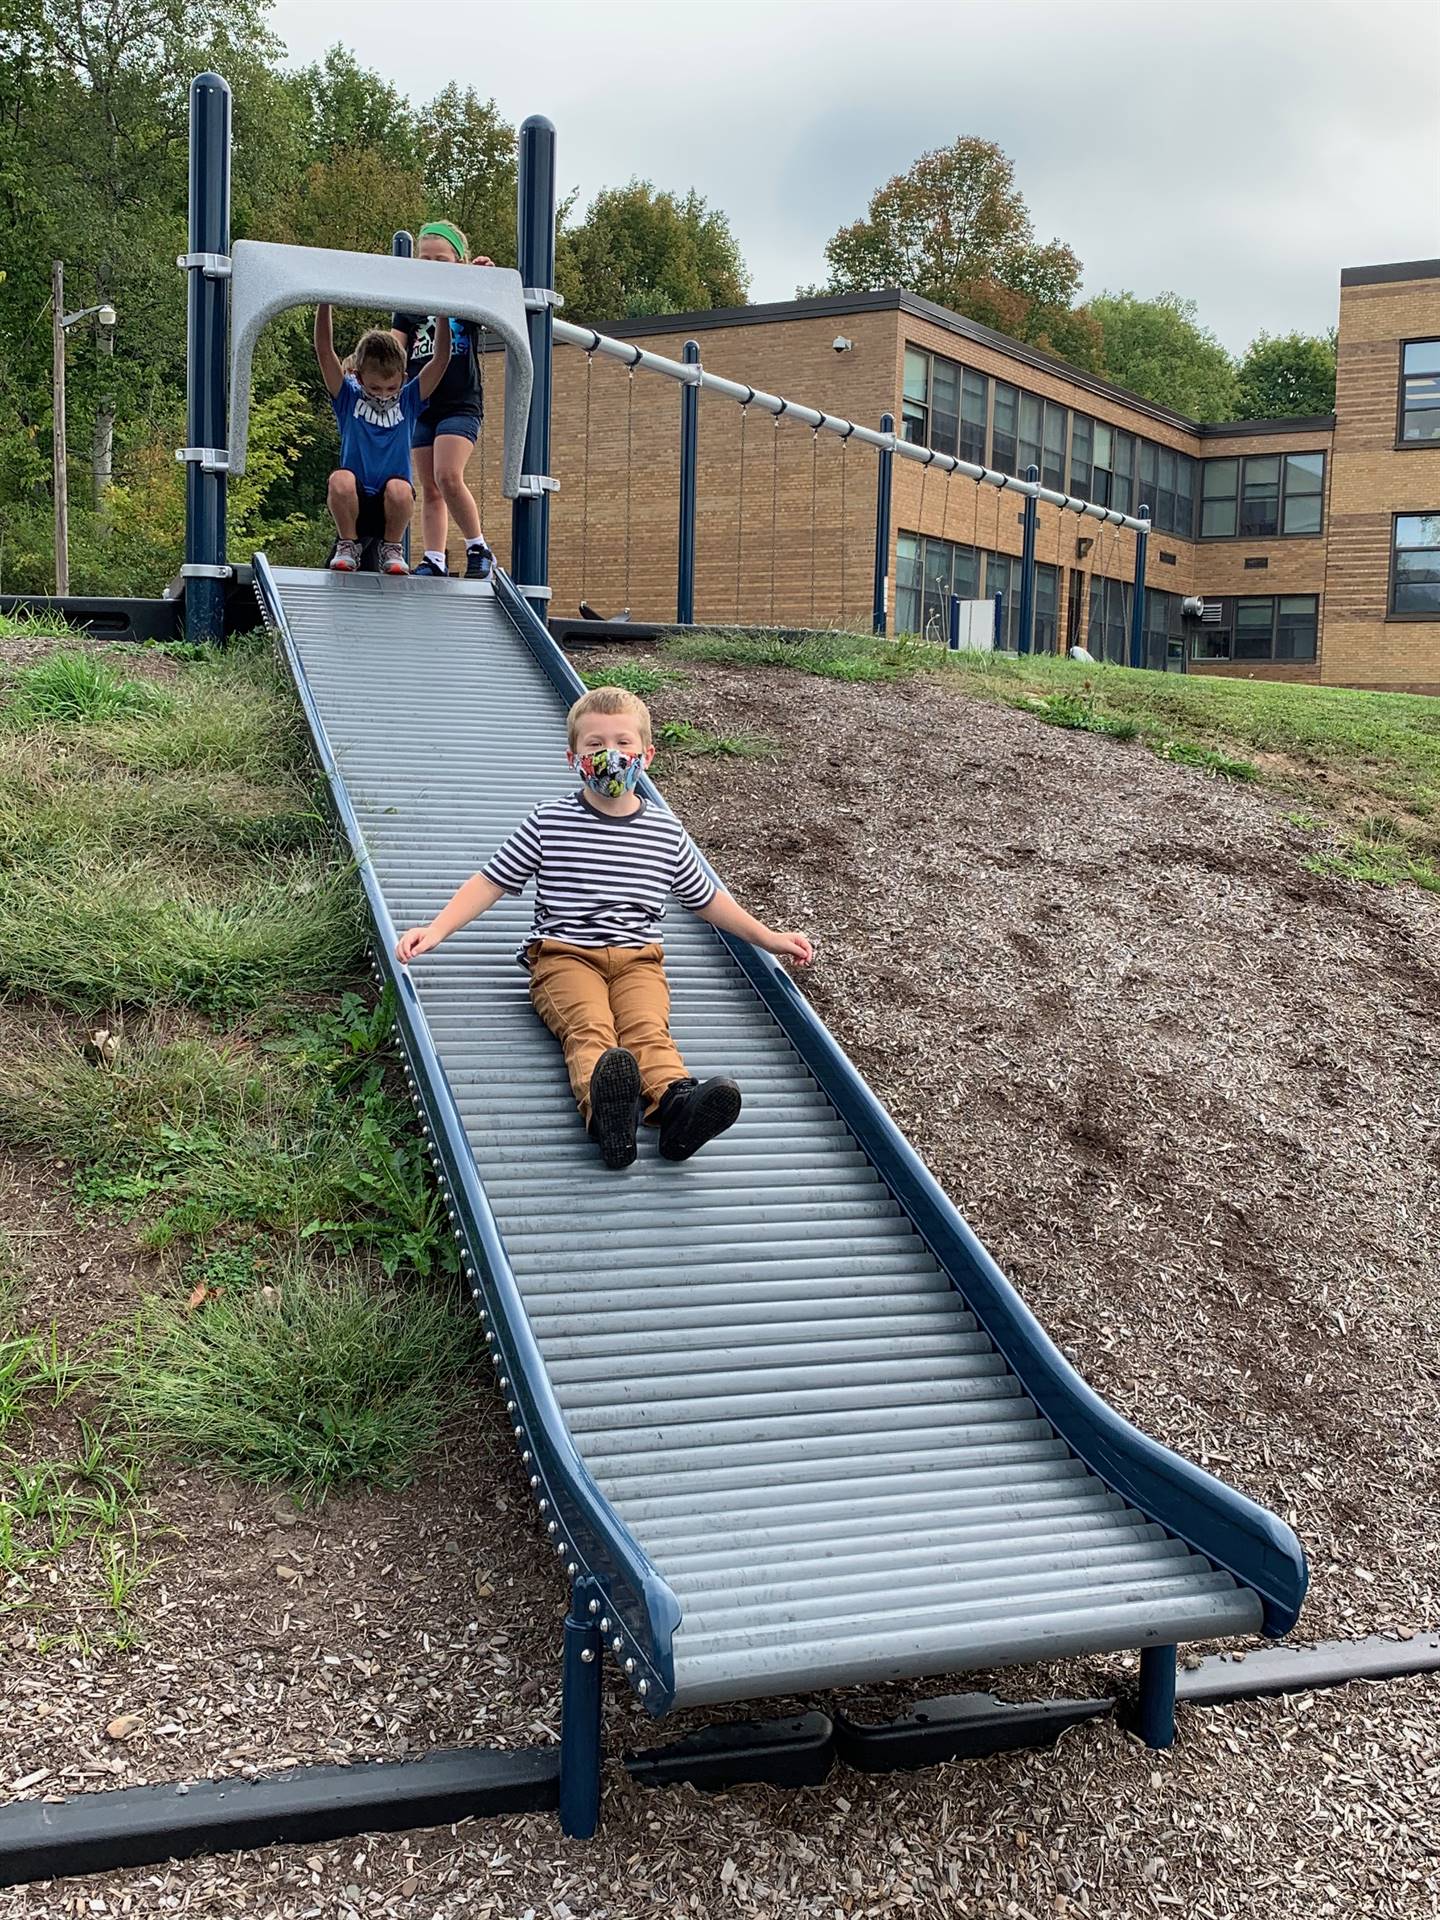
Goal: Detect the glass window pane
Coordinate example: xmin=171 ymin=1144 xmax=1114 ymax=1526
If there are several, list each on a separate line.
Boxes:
xmin=930 ymin=410 xmax=958 ymax=459
xmin=902 ymin=401 xmax=927 ymax=445
xmin=1402 ymin=376 xmax=1440 ymax=441
xmin=1394 ymin=555 xmax=1440 ymax=615
xmin=1192 ymin=629 xmax=1231 ymax=660
xmin=1201 ymin=497 xmax=1237 ymax=538
xmin=1202 ymin=459 xmax=1238 ymax=500
xmin=992 ymin=383 xmax=1018 ymax=472
xmin=1069 ymin=414 xmax=1092 ymax=495
xmin=1093 ymin=422 xmax=1113 ymax=469
xmin=1042 ymin=404 xmax=1067 ymax=490
xmin=1234 ymin=599 xmax=1273 ymax=659
xmin=1283 ymin=491 xmax=1323 ymax=535
xmin=960 ymin=370 xmax=988 ymax=465
xmin=1139 ymin=441 xmax=1158 ymax=492
xmin=1403 ymin=340 xmax=1440 ymax=375
xmin=1285 ymin=452 xmax=1324 ymax=488
xmin=896 ymin=532 xmax=920 ymax=590
xmin=1396 ymin=514 xmax=1440 ymax=549
xmin=1239 ymin=458 xmax=1280 ymax=537
xmin=931 ymin=359 xmax=960 ymax=452
xmin=904 ymin=349 xmax=929 ymax=402
xmin=1244 ymin=455 xmax=1281 ymax=486
xmin=1018 ymin=393 xmax=1043 ymax=475
xmin=1175 ymin=455 xmax=1194 ymax=539
xmin=1274 ymin=598 xmax=1317 ymax=661
xmin=953 ymin=544 xmax=980 ymax=598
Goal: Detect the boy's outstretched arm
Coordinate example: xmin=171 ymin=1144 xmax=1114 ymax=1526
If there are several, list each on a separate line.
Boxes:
xmin=396 ymin=872 xmax=504 ymax=963
xmin=314 ymin=303 xmax=343 ymax=397
xmin=416 ymin=316 xmax=453 ymax=401
xmin=696 ymin=890 xmax=813 ymax=965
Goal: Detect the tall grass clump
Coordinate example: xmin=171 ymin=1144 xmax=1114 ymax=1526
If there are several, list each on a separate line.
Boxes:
xmin=3 ymin=652 xmax=172 ymax=728
xmin=118 ymin=1258 xmax=479 ymax=1496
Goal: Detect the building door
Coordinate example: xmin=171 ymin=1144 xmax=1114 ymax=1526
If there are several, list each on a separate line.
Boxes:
xmin=1067 ymin=569 xmax=1086 ymax=652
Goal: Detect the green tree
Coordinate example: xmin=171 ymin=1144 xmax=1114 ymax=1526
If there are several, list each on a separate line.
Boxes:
xmin=289 ymin=46 xmax=419 ymax=170
xmin=1087 ymin=290 xmax=1237 ymax=420
xmin=557 ymin=180 xmax=748 ymax=322
xmin=816 ymin=136 xmax=1102 ymax=368
xmin=418 ymin=85 xmax=517 ymax=266
xmin=1233 ymin=330 xmax=1337 ymax=419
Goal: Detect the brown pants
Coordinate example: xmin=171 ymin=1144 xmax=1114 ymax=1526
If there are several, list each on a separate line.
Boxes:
xmin=528 ymin=941 xmax=689 ymax=1122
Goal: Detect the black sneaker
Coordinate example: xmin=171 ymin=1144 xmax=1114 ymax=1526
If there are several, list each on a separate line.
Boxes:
xmin=657 ymin=1076 xmax=742 ymax=1162
xmin=412 ymin=556 xmax=447 ymax=577
xmin=587 ymin=1048 xmax=642 ymax=1170
xmin=464 ymin=542 xmax=495 ymax=581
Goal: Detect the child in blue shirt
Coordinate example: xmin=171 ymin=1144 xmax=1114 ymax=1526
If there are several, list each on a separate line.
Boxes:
xmin=314 ymin=305 xmax=452 ymax=574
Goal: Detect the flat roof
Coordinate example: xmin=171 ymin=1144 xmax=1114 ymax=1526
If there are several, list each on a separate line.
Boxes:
xmin=1340 ymin=259 xmax=1440 ymax=288
xmin=564 ymin=288 xmax=1336 ymax=441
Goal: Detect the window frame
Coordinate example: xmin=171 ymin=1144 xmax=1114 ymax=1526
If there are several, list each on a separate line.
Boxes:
xmin=1198 ymin=450 xmax=1326 ymax=540
xmin=1388 ymin=511 xmax=1440 ymax=621
xmin=1397 ymin=338 xmax=1440 ymax=449
xmin=1187 ymin=594 xmax=1319 ymax=662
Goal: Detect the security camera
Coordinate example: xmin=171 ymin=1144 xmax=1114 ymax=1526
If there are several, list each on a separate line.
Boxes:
xmin=832 ymin=335 xmax=853 ymax=353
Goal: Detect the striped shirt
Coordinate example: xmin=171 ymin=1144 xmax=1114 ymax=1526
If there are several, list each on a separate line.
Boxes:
xmin=483 ymin=793 xmax=716 ymax=956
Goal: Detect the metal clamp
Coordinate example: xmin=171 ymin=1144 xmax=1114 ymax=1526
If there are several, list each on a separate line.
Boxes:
xmin=176 ymin=252 xmax=232 ymax=279
xmin=517 ymin=474 xmax=560 ymax=497
xmin=179 ymin=562 xmax=234 ymax=581
xmin=514 ymin=584 xmax=554 ymax=602
xmin=523 ymin=286 xmax=565 ymax=311
xmin=175 ymin=447 xmax=230 ymax=473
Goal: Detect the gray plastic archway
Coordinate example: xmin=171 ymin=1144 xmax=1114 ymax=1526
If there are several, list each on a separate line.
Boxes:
xmin=226 ymin=240 xmax=533 ymax=497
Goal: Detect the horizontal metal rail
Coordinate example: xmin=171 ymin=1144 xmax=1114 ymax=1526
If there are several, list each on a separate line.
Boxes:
xmin=553 ymin=317 xmax=1150 ymax=533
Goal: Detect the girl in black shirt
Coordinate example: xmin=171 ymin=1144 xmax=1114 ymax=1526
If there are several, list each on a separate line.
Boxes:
xmin=392 ymin=220 xmax=496 ymax=579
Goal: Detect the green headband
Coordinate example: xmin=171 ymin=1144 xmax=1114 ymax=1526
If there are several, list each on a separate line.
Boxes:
xmin=418 ymin=221 xmax=468 ymax=261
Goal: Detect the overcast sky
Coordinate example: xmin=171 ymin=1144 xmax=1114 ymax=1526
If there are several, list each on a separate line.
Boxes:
xmin=271 ymin=0 xmax=1438 ymax=354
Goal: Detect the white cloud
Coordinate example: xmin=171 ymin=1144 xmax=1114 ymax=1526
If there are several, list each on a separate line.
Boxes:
xmin=269 ymin=0 xmax=1439 ymax=352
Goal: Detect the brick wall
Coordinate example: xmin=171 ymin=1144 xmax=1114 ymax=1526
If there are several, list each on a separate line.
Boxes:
xmin=1322 ymin=272 xmax=1440 ymax=689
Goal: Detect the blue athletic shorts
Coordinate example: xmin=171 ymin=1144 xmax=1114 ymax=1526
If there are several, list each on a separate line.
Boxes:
xmin=413 ymin=412 xmax=481 ymax=450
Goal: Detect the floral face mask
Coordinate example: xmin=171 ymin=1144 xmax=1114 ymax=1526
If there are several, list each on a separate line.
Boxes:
xmin=572 ymin=747 xmax=645 ymax=799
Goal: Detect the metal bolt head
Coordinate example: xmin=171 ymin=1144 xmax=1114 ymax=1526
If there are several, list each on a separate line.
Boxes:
xmin=521 ymin=1450 xmax=532 ymax=1464
xmin=566 ymin=1562 xmax=577 ymax=1577
xmin=513 ymin=1425 xmax=523 ymax=1440
xmin=624 ymin=1657 xmax=635 ymax=1675
xmin=587 ymin=1599 xmax=600 ymax=1615
xmin=599 ymin=1616 xmax=610 ymax=1633
xmin=554 ymin=1541 xmax=566 ymax=1557
xmin=546 ymin=1520 xmax=557 ymax=1535
xmin=539 ymin=1499 xmax=549 ymax=1514
xmin=580 ymin=1647 xmax=595 ymax=1664
xmin=611 ymin=1636 xmax=623 ymax=1653
xmin=499 ymin=1378 xmax=509 ymax=1391
xmin=638 ymin=1679 xmax=649 ymax=1697
xmin=529 ymin=1475 xmax=540 ymax=1490
xmin=506 ymin=1400 xmax=516 ymax=1415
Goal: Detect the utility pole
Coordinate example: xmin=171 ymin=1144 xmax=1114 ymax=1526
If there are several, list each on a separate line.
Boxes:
xmin=51 ymin=260 xmax=69 ymax=597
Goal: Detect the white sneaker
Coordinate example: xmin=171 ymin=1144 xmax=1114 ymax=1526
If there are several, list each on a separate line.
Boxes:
xmin=329 ymin=539 xmax=362 ymax=572
xmin=380 ymin=542 xmax=408 ymax=575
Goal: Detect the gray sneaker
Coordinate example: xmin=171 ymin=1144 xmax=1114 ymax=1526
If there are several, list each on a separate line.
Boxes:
xmin=328 ymin=538 xmax=362 ymax=572
xmin=380 ymin=542 xmax=409 ymax=575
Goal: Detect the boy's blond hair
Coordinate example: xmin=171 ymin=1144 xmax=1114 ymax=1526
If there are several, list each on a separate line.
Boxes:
xmin=352 ymin=328 xmax=406 ymax=381
xmin=567 ymin=686 xmax=652 ymax=751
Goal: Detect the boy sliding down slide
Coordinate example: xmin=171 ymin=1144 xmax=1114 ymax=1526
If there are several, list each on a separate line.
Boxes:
xmin=396 ymin=686 xmax=814 ymax=1170
xmin=314 ymin=304 xmax=451 ymax=575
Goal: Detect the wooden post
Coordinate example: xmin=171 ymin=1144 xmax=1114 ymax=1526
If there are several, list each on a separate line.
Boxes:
xmin=51 ymin=260 xmax=68 ymax=596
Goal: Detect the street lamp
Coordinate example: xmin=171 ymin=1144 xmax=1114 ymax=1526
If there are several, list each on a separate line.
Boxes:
xmin=51 ymin=259 xmax=118 ymax=596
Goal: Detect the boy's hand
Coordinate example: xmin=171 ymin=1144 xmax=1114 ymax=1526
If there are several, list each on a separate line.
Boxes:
xmin=396 ymin=925 xmax=440 ymax=964
xmin=768 ymin=931 xmax=814 ymax=966
xmin=471 ymin=255 xmax=495 ymax=268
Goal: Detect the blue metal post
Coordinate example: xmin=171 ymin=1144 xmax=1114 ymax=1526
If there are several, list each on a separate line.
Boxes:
xmin=1129 ymin=505 xmax=1151 ymax=669
xmin=677 ymin=339 xmax=700 ymax=624
xmin=1138 ymin=1643 xmax=1177 ymax=1748
xmin=511 ymin=115 xmax=557 ymax=621
xmin=559 ymin=1579 xmax=603 ymax=1838
xmin=1016 ymin=464 xmax=1038 ymax=655
xmin=993 ymin=591 xmax=1003 ymax=649
xmin=182 ymin=72 xmax=231 ymax=646
xmin=392 ymin=232 xmax=414 ymax=565
xmin=948 ymin=592 xmax=960 ymax=650
xmin=872 ymin=411 xmax=894 ymax=636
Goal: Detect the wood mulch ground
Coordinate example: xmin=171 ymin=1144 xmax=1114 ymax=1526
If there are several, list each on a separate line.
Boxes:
xmin=0 ymin=644 xmax=1437 ymax=1917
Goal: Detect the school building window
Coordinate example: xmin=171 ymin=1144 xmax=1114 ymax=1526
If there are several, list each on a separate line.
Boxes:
xmin=895 ymin=532 xmax=1056 ymax=646
xmin=1399 ymin=342 xmax=1440 ymax=444
xmin=1188 ymin=595 xmax=1319 ymax=662
xmin=1087 ymin=575 xmax=1133 ymax=664
xmin=1390 ymin=515 xmax=1440 ymax=616
xmin=1136 ymin=441 xmax=1197 ymax=539
xmin=1199 ymin=452 xmax=1325 ymax=538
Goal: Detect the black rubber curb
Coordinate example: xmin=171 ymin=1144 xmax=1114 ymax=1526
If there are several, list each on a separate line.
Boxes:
xmin=0 ymin=1746 xmax=558 ymax=1889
